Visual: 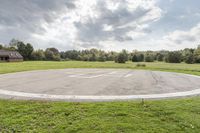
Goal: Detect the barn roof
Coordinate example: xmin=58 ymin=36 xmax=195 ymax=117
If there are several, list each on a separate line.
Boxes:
xmin=0 ymin=50 xmax=23 ymax=59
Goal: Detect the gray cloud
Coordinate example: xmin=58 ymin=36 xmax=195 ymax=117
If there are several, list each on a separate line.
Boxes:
xmin=5 ymin=0 xmax=199 ymax=51
xmin=73 ymin=0 xmax=160 ymax=48
xmin=0 ymin=0 xmax=76 ymax=42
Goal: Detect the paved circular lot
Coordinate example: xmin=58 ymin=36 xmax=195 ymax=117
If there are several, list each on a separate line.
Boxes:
xmin=0 ymin=69 xmax=200 ymax=101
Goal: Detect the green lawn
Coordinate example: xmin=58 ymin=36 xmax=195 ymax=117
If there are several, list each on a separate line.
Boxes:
xmin=0 ymin=61 xmax=200 ymax=75
xmin=0 ymin=61 xmax=200 ymax=132
xmin=0 ymin=98 xmax=200 ymax=132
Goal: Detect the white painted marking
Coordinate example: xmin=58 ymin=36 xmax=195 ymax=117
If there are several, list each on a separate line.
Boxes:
xmin=82 ymin=74 xmax=106 ymax=79
xmin=124 ymin=73 xmax=133 ymax=78
xmin=69 ymin=74 xmax=106 ymax=79
xmin=68 ymin=71 xmax=117 ymax=79
xmin=0 ymin=88 xmax=200 ymax=101
xmin=68 ymin=74 xmax=85 ymax=77
xmin=107 ymin=71 xmax=117 ymax=74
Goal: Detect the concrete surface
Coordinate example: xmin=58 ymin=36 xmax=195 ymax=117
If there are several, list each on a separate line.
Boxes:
xmin=0 ymin=69 xmax=200 ymax=101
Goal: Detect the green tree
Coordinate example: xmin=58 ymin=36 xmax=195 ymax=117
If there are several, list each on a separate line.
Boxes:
xmin=45 ymin=50 xmax=54 ymax=60
xmin=16 ymin=41 xmax=26 ymax=58
xmin=131 ymin=54 xmax=138 ymax=62
xmin=156 ymin=53 xmax=164 ymax=61
xmin=17 ymin=42 xmax=34 ymax=60
xmin=65 ymin=50 xmax=79 ymax=60
xmin=137 ymin=53 xmax=144 ymax=62
xmin=115 ymin=50 xmax=128 ymax=63
xmin=165 ymin=51 xmax=182 ymax=63
xmin=144 ymin=52 xmax=154 ymax=62
xmin=25 ymin=43 xmax=34 ymax=60
xmin=31 ymin=49 xmax=45 ymax=60
xmin=81 ymin=54 xmax=90 ymax=61
xmin=185 ymin=53 xmax=194 ymax=64
xmin=45 ymin=48 xmax=61 ymax=61
xmin=131 ymin=53 xmax=144 ymax=62
xmin=9 ymin=39 xmax=34 ymax=60
xmin=9 ymin=39 xmax=18 ymax=48
xmin=60 ymin=51 xmax=66 ymax=59
xmin=89 ymin=54 xmax=97 ymax=61
xmin=106 ymin=51 xmax=118 ymax=61
xmin=97 ymin=50 xmax=106 ymax=62
xmin=98 ymin=56 xmax=106 ymax=62
xmin=121 ymin=49 xmax=129 ymax=61
xmin=194 ymin=46 xmax=200 ymax=63
xmin=182 ymin=48 xmax=195 ymax=64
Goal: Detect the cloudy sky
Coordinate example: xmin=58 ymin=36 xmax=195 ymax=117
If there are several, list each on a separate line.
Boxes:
xmin=0 ymin=0 xmax=200 ymax=51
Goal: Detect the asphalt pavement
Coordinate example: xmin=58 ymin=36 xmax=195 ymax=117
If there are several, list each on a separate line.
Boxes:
xmin=0 ymin=69 xmax=200 ymax=101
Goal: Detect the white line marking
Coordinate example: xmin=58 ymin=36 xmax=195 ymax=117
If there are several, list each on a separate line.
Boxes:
xmin=85 ymin=71 xmax=118 ymax=78
xmin=69 ymin=74 xmax=106 ymax=79
xmin=0 ymin=88 xmax=200 ymax=101
xmin=124 ymin=73 xmax=133 ymax=78
xmin=107 ymin=71 xmax=117 ymax=74
xmin=68 ymin=74 xmax=85 ymax=77
xmin=68 ymin=71 xmax=117 ymax=79
xmin=82 ymin=74 xmax=106 ymax=79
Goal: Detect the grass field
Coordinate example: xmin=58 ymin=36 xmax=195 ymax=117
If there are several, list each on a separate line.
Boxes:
xmin=0 ymin=61 xmax=200 ymax=132
xmin=0 ymin=98 xmax=200 ymax=133
xmin=1 ymin=61 xmax=200 ymax=75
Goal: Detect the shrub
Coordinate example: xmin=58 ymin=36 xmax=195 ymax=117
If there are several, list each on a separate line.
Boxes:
xmin=131 ymin=53 xmax=144 ymax=62
xmin=136 ymin=63 xmax=146 ymax=67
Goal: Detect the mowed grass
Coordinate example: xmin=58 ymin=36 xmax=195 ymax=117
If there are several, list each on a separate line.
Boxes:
xmin=0 ymin=61 xmax=200 ymax=132
xmin=0 ymin=61 xmax=200 ymax=75
xmin=0 ymin=98 xmax=200 ymax=132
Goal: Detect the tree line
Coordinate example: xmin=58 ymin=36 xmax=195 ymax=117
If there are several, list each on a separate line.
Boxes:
xmin=0 ymin=39 xmax=200 ymax=64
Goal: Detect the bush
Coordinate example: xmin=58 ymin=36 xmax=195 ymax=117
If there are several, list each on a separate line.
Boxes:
xmin=136 ymin=63 xmax=146 ymax=67
xmin=131 ymin=53 xmax=144 ymax=62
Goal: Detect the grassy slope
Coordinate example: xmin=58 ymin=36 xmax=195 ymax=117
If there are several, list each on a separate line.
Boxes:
xmin=0 ymin=61 xmax=200 ymax=132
